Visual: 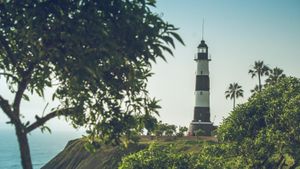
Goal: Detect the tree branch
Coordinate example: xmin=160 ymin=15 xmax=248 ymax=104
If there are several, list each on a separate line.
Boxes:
xmin=26 ymin=108 xmax=74 ymax=133
xmin=13 ymin=78 xmax=29 ymax=116
xmin=0 ymin=34 xmax=32 ymax=116
xmin=0 ymin=95 xmax=16 ymax=123
xmin=13 ymin=61 xmax=37 ymax=115
xmin=0 ymin=72 xmax=20 ymax=82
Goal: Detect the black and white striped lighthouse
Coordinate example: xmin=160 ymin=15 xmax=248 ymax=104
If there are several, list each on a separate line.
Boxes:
xmin=188 ymin=39 xmax=214 ymax=136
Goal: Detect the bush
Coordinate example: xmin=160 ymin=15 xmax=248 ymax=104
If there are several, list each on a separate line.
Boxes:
xmin=120 ymin=77 xmax=300 ymax=169
xmin=119 ymin=143 xmax=197 ymax=169
xmin=217 ymin=77 xmax=300 ymax=168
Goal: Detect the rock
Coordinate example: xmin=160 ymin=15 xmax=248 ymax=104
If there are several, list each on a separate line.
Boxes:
xmin=42 ymin=139 xmax=146 ymax=169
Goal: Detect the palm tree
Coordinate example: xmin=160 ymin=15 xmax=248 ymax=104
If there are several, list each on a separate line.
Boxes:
xmin=248 ymin=60 xmax=270 ymax=92
xmin=225 ymin=83 xmax=244 ymax=109
xmin=250 ymin=85 xmax=260 ymax=94
xmin=265 ymin=67 xmax=286 ymax=85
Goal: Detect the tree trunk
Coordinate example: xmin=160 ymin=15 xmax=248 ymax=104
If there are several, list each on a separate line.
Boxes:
xmin=15 ymin=123 xmax=33 ymax=169
xmin=258 ymin=73 xmax=262 ymax=91
xmin=233 ymin=97 xmax=236 ymax=109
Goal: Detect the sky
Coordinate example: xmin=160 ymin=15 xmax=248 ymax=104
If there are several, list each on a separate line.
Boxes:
xmin=1 ymin=0 xmax=300 ymax=132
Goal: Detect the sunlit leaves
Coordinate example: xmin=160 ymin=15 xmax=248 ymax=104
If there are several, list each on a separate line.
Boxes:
xmin=119 ymin=143 xmax=196 ymax=169
xmin=120 ymin=76 xmax=300 ymax=168
xmin=218 ymin=77 xmax=300 ymax=168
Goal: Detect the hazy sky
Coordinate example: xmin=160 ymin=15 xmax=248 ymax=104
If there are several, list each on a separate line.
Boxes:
xmin=1 ymin=0 xmax=300 ymax=132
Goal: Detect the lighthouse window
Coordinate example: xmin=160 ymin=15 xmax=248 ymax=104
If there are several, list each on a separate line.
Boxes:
xmin=199 ymin=48 xmax=206 ymax=53
xmin=200 ymin=71 xmax=203 ymax=75
xmin=200 ymin=91 xmax=203 ymax=95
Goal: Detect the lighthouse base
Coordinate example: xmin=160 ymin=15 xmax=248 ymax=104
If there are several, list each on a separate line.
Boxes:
xmin=188 ymin=121 xmax=215 ymax=136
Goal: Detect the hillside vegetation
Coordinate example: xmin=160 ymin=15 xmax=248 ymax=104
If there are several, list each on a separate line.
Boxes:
xmin=42 ymin=136 xmax=215 ymax=169
xmin=43 ymin=77 xmax=300 ymax=169
xmin=120 ymin=77 xmax=300 ymax=169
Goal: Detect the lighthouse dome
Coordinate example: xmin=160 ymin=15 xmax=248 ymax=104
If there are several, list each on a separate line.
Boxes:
xmin=197 ymin=40 xmax=208 ymax=48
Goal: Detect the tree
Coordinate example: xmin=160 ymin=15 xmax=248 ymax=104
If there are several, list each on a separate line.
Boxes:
xmin=225 ymin=83 xmax=244 ymax=109
xmin=120 ymin=76 xmax=300 ymax=168
xmin=265 ymin=67 xmax=286 ymax=85
xmin=165 ymin=124 xmax=177 ymax=136
xmin=152 ymin=121 xmax=180 ymax=137
xmin=218 ymin=77 xmax=300 ymax=168
xmin=153 ymin=121 xmax=164 ymax=136
xmin=0 ymin=1 xmax=184 ymax=168
xmin=248 ymin=60 xmax=270 ymax=91
xmin=141 ymin=114 xmax=158 ymax=136
xmin=176 ymin=126 xmax=188 ymax=137
xmin=252 ymin=67 xmax=286 ymax=95
xmin=250 ymin=84 xmax=260 ymax=94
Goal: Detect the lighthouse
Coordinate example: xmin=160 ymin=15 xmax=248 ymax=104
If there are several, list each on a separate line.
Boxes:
xmin=188 ymin=39 xmax=214 ymax=136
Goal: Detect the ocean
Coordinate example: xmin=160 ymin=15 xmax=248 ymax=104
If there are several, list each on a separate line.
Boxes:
xmin=0 ymin=129 xmax=82 ymax=169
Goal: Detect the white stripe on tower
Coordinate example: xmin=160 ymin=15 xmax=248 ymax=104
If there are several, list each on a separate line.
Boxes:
xmin=196 ymin=60 xmax=209 ymax=75
xmin=195 ymin=91 xmax=209 ymax=107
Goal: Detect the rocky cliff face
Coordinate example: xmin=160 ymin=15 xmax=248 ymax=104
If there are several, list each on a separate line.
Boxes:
xmin=42 ymin=139 xmax=146 ymax=169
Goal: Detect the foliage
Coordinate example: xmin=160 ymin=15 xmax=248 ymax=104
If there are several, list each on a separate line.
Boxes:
xmin=120 ymin=77 xmax=300 ymax=169
xmin=195 ymin=142 xmax=246 ymax=169
xmin=153 ymin=121 xmax=178 ymax=136
xmin=251 ymin=66 xmax=286 ymax=95
xmin=265 ymin=67 xmax=286 ymax=85
xmin=119 ymin=143 xmax=197 ymax=169
xmin=218 ymin=77 xmax=300 ymax=168
xmin=165 ymin=124 xmax=177 ymax=136
xmin=248 ymin=60 xmax=270 ymax=91
xmin=225 ymin=82 xmax=243 ymax=109
xmin=0 ymin=0 xmax=183 ymax=168
xmin=176 ymin=126 xmax=188 ymax=137
xmin=194 ymin=128 xmax=205 ymax=138
xmin=250 ymin=84 xmax=260 ymax=94
xmin=140 ymin=113 xmax=159 ymax=135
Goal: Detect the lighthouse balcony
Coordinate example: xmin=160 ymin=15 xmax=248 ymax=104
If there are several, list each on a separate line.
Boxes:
xmin=190 ymin=121 xmax=213 ymax=125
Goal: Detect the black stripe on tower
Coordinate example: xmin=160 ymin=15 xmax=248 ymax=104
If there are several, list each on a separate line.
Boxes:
xmin=193 ymin=107 xmax=210 ymax=122
xmin=195 ymin=75 xmax=209 ymax=91
xmin=197 ymin=53 xmax=208 ymax=60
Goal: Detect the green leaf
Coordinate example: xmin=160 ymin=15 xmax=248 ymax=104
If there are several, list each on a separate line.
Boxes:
xmin=170 ymin=32 xmax=185 ymax=45
xmin=40 ymin=126 xmax=52 ymax=134
xmin=22 ymin=94 xmax=30 ymax=101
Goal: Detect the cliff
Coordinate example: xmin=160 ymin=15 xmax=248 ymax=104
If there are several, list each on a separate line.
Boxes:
xmin=42 ymin=136 xmax=217 ymax=169
xmin=42 ymin=139 xmax=147 ymax=169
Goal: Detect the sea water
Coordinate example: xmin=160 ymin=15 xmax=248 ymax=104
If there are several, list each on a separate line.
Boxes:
xmin=0 ymin=129 xmax=82 ymax=169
